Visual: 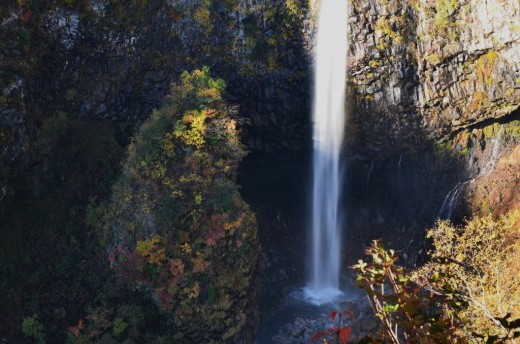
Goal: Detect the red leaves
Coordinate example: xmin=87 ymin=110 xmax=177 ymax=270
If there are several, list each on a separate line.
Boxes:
xmin=211 ymin=213 xmax=228 ymax=230
xmin=20 ymin=10 xmax=32 ymax=23
xmin=311 ymin=326 xmax=351 ymax=344
xmin=169 ymin=258 xmax=184 ymax=277
xmin=204 ymin=213 xmax=229 ymax=246
xmin=330 ymin=311 xmax=338 ymax=321
xmin=311 ymin=327 xmax=337 ymax=341
xmin=331 ymin=310 xmax=356 ymax=321
xmin=205 ymin=228 xmax=225 ymax=247
xmin=312 ymin=309 xmax=354 ymax=343
xmin=339 ymin=326 xmax=351 ymax=343
xmin=169 ymin=9 xmax=182 ymax=21
xmin=342 ymin=310 xmax=356 ymax=320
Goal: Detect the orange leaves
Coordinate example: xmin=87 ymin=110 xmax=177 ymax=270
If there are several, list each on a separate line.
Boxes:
xmin=184 ymin=113 xmax=194 ymax=124
xmin=169 ymin=8 xmax=182 ymax=21
xmin=198 ymin=88 xmax=221 ymax=100
xmin=224 ymin=213 xmax=244 ymax=233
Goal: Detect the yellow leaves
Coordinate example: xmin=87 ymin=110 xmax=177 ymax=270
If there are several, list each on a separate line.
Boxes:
xmin=170 ymin=189 xmax=183 ymax=198
xmin=136 ymin=234 xmax=167 ymax=265
xmin=174 ymin=110 xmax=207 ymax=148
xmin=198 ymin=88 xmax=220 ymax=100
xmin=369 ymin=59 xmax=382 ymax=68
xmin=194 ymin=8 xmax=210 ymax=25
xmin=185 ymin=282 xmax=201 ymax=299
xmin=162 ymin=132 xmax=176 ymax=158
xmin=180 ymin=243 xmax=192 ymax=255
xmin=193 ymin=0 xmax=212 ymax=31
xmin=192 ymin=255 xmax=210 ymax=273
xmin=285 ymin=0 xmax=302 ymax=17
xmin=420 ymin=211 xmax=520 ymax=338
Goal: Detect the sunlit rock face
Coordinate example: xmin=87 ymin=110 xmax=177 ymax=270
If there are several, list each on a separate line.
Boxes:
xmin=347 ymin=0 xmax=520 ymax=157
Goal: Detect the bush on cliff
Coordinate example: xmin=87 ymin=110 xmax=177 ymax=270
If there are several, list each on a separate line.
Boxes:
xmin=85 ymin=67 xmax=259 ymax=343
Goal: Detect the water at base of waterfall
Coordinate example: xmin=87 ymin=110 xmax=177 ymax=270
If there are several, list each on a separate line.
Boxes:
xmin=302 ymin=286 xmax=344 ymax=306
xmin=258 ymin=279 xmax=363 ymax=343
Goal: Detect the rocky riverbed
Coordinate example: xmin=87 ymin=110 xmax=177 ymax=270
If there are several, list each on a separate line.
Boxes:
xmin=271 ymin=298 xmax=380 ymax=344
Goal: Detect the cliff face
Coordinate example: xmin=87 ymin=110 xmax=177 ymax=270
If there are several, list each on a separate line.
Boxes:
xmin=348 ymin=0 xmax=520 ymax=156
xmin=2 ymin=0 xmax=519 ymax=167
xmin=0 ymin=0 xmax=312 ymax=202
xmin=1 ymin=0 xmax=520 ymax=339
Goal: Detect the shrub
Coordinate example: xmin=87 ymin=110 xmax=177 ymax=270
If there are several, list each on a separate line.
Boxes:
xmin=22 ymin=315 xmax=45 ymax=343
xmin=353 ymin=240 xmax=460 ymax=343
xmin=354 ymin=211 xmax=520 ymax=343
xmin=418 ymin=212 xmax=520 ymax=341
xmin=90 ymin=67 xmax=258 ymax=341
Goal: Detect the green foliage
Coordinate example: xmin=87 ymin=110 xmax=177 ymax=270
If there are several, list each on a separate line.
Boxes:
xmin=112 ymin=318 xmax=128 ymax=337
xmin=92 ymin=67 xmax=258 ymax=341
xmin=22 ymin=316 xmax=45 ymax=343
xmin=0 ymin=114 xmax=127 ymax=341
xmin=353 ymin=240 xmax=461 ymax=343
xmin=434 ymin=0 xmax=458 ymax=29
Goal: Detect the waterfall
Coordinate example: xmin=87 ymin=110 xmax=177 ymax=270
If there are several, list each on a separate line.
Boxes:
xmin=306 ymin=0 xmax=348 ymax=304
xmin=438 ymin=128 xmax=504 ymax=220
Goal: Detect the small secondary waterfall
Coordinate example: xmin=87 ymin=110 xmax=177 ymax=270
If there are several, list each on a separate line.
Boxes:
xmin=438 ymin=128 xmax=504 ymax=220
xmin=307 ymin=0 xmax=348 ymax=303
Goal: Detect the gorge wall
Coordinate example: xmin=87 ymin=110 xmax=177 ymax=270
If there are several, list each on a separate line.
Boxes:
xmin=348 ymin=0 xmax=520 ymax=157
xmin=1 ymin=0 xmax=520 ymax=341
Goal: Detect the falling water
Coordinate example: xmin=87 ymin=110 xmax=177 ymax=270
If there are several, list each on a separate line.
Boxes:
xmin=306 ymin=0 xmax=348 ymax=304
xmin=438 ymin=128 xmax=504 ymax=220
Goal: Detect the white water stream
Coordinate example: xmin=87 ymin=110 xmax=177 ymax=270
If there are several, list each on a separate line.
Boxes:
xmin=305 ymin=0 xmax=348 ymax=305
xmin=438 ymin=128 xmax=504 ymax=219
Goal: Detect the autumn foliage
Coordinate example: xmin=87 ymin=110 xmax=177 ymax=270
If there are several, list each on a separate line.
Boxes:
xmin=311 ymin=310 xmax=354 ymax=344
xmin=87 ymin=67 xmax=259 ymax=342
xmin=353 ymin=210 xmax=520 ymax=343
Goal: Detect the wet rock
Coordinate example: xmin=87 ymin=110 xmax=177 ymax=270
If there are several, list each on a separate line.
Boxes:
xmin=272 ymin=298 xmax=380 ymax=344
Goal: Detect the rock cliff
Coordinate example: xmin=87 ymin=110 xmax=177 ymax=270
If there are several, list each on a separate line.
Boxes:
xmin=1 ymin=0 xmax=520 ymax=340
xmin=348 ymin=0 xmax=520 ymax=156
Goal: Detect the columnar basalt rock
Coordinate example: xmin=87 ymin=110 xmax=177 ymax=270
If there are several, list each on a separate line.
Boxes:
xmin=0 ymin=0 xmax=311 ymax=206
xmin=347 ymin=0 xmax=520 ymax=156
